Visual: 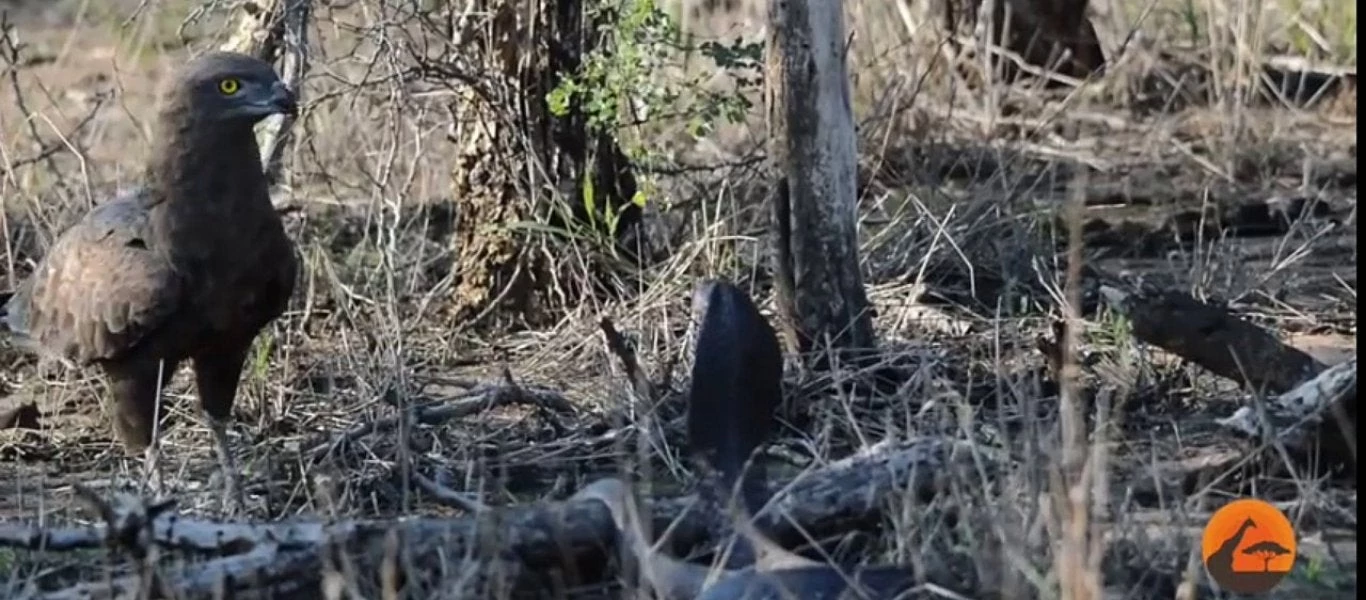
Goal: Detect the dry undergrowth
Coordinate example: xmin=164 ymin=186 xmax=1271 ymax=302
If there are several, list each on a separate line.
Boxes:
xmin=0 ymin=0 xmax=1356 ymax=598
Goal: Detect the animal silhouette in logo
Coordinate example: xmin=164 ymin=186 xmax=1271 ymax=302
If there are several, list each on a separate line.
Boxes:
xmin=1202 ymin=499 xmax=1297 ymax=594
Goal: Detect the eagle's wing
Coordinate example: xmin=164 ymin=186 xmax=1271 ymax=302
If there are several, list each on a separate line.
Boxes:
xmin=3 ymin=189 xmax=183 ymax=364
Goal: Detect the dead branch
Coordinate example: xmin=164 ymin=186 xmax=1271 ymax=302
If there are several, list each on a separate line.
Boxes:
xmin=1215 ymin=358 xmax=1357 ymax=468
xmin=32 ymin=545 xmax=320 ymax=600
xmin=4 ymin=438 xmax=971 ymax=598
xmin=1098 ymin=283 xmax=1325 ymax=394
xmin=307 ymin=381 xmax=576 ymax=462
xmin=411 ymin=468 xmax=490 ymax=513
xmin=599 ymin=317 xmax=659 ymax=404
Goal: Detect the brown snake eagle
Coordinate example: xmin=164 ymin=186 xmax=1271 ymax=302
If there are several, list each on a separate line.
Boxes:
xmin=2 ymin=51 xmax=300 ymax=514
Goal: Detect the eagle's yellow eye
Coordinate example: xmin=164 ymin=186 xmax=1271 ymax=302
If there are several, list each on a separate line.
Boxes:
xmin=217 ymin=78 xmax=241 ymax=95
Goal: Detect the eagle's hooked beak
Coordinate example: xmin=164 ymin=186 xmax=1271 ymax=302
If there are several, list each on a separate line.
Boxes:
xmin=266 ymin=80 xmax=298 ymax=117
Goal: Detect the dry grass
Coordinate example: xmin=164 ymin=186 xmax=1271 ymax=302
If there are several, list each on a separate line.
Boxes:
xmin=0 ymin=0 xmax=1356 ymax=598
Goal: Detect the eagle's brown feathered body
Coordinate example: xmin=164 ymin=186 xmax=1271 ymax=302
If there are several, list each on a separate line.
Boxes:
xmin=2 ymin=52 xmax=298 ymax=505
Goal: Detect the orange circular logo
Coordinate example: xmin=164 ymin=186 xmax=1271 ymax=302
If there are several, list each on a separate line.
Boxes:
xmin=1201 ymin=499 xmax=1297 ymax=594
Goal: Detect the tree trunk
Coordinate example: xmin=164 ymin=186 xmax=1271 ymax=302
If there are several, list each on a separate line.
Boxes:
xmin=764 ymin=0 xmax=876 ymax=364
xmin=444 ymin=0 xmax=644 ymax=329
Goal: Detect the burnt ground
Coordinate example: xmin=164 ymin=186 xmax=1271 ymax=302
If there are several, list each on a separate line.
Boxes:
xmin=0 ymin=0 xmax=1357 ymax=598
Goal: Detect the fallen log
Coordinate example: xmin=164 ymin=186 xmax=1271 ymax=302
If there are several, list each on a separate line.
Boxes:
xmin=1096 ymin=279 xmax=1355 ymax=472
xmin=3 ymin=438 xmax=975 ymax=599
xmin=1097 ymin=283 xmax=1325 ymax=394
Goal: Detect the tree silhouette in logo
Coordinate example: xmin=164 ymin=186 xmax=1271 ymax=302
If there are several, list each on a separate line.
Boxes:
xmin=1243 ymin=540 xmax=1293 ymax=573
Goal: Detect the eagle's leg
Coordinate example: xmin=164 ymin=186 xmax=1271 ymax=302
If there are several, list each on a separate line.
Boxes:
xmin=142 ymin=444 xmax=164 ymax=498
xmin=192 ymin=342 xmax=252 ymax=516
xmin=207 ymin=414 xmax=243 ymax=514
xmin=105 ymin=357 xmax=178 ymax=499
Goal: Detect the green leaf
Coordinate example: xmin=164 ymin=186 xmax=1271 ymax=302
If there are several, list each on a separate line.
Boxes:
xmin=547 ymin=83 xmax=574 ymax=117
xmin=582 ymin=170 xmax=597 ymax=227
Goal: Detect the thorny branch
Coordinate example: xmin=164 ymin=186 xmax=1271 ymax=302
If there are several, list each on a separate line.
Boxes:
xmin=0 ymin=16 xmax=107 ymax=197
